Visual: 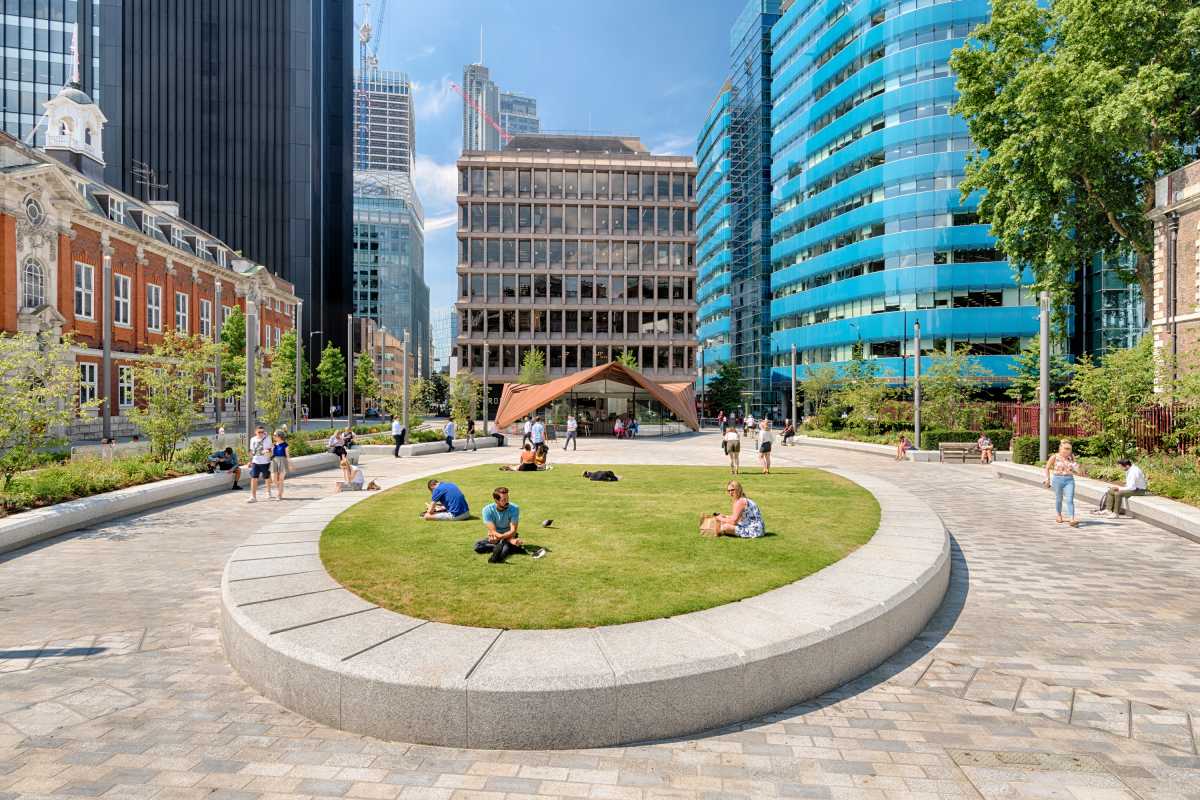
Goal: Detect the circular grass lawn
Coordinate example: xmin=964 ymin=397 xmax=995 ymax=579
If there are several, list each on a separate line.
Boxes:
xmin=320 ymin=465 xmax=880 ymax=629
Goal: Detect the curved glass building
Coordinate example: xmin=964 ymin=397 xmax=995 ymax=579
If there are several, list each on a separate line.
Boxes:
xmin=696 ymin=84 xmax=733 ymax=380
xmin=768 ymin=0 xmax=1040 ymax=385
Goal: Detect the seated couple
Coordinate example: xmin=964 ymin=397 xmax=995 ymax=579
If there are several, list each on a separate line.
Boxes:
xmin=474 ymin=486 xmax=545 ymax=563
xmin=500 ymin=443 xmax=549 ymax=471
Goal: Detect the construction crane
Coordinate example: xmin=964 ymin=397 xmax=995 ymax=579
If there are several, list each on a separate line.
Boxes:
xmin=356 ymin=0 xmax=390 ymax=169
xmin=450 ymin=81 xmax=512 ymax=146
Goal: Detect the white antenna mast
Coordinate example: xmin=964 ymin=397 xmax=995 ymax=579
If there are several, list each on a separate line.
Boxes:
xmin=70 ymin=29 xmax=80 ymax=85
xmin=480 ymin=26 xmax=484 ymax=64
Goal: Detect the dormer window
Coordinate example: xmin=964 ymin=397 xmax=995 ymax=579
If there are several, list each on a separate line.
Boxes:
xmin=109 ymin=198 xmax=124 ymax=224
xmin=58 ymin=121 xmax=69 ymax=136
xmin=142 ymin=214 xmax=156 ymax=235
xmin=84 ymin=128 xmax=92 ymax=145
xmin=172 ymin=227 xmax=187 ymax=250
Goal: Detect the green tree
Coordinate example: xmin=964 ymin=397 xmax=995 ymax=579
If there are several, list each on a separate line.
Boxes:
xmin=801 ymin=364 xmax=838 ymax=417
xmin=615 ymin=348 xmax=638 ymax=369
xmin=0 ymin=333 xmax=89 ymax=494
xmin=922 ymin=346 xmax=992 ymax=430
xmin=517 ymin=348 xmax=547 ymax=384
xmin=127 ymin=331 xmax=224 ymax=464
xmin=950 ymin=0 xmax=1200 ymax=320
xmin=426 ymin=371 xmax=449 ymax=411
xmin=219 ymin=305 xmax=246 ymax=398
xmin=354 ymin=352 xmax=381 ymax=411
xmin=448 ymin=373 xmax=481 ymax=432
xmin=705 ymin=360 xmax=744 ymax=416
xmin=316 ymin=343 xmax=346 ymax=412
xmin=271 ymin=329 xmax=309 ymax=400
xmin=836 ymin=346 xmax=893 ymax=434
xmin=255 ymin=363 xmax=290 ymax=432
xmin=1068 ymin=335 xmax=1156 ymax=457
xmin=1006 ymin=335 xmax=1075 ymax=403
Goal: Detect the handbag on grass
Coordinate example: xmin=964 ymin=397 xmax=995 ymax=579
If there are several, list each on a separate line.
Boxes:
xmin=699 ymin=514 xmax=721 ymax=537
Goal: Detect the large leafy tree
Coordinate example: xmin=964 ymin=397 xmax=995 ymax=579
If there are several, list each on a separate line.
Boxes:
xmin=271 ymin=329 xmax=309 ymax=400
xmin=801 ymin=363 xmax=838 ymax=417
xmin=128 ymin=331 xmax=224 ymax=464
xmin=0 ymin=333 xmax=88 ymax=493
xmin=316 ymin=343 xmax=346 ymax=411
xmin=1069 ymin=335 xmax=1156 ymax=457
xmin=219 ymin=305 xmax=246 ymax=397
xmin=354 ymin=352 xmax=381 ymax=410
xmin=950 ymin=0 xmax=1200 ymax=319
xmin=705 ymin=360 xmax=745 ymax=416
xmin=1006 ymin=335 xmax=1074 ymax=403
xmin=836 ymin=346 xmax=893 ymax=434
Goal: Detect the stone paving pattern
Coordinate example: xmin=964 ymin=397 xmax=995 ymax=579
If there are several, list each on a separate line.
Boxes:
xmin=0 ymin=435 xmax=1198 ymax=799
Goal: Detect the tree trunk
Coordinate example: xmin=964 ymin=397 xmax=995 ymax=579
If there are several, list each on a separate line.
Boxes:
xmin=1135 ymin=248 xmax=1154 ymax=333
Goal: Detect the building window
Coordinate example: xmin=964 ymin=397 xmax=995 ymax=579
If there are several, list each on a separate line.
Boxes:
xmin=200 ymin=299 xmax=212 ymax=337
xmin=146 ymin=284 xmax=162 ymax=331
xmin=113 ymin=274 xmax=131 ymax=326
xmin=175 ymin=292 xmax=189 ymax=333
xmin=79 ymin=362 xmax=97 ymax=405
xmin=118 ymin=365 xmax=134 ymax=408
xmin=74 ymin=262 xmax=94 ymax=319
xmin=21 ymin=257 xmax=45 ymax=309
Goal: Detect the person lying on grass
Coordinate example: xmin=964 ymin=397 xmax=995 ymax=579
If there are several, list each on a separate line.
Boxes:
xmin=423 ymin=479 xmax=470 ymax=520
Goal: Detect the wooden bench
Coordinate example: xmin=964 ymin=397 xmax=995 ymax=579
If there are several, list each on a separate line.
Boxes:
xmin=938 ymin=442 xmax=980 ymax=463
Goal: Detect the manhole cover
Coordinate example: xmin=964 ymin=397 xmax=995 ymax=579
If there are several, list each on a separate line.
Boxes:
xmin=949 ymin=750 xmax=1107 ymax=774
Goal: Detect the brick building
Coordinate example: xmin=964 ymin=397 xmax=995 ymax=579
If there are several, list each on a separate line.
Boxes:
xmin=1151 ymin=160 xmax=1200 ymax=376
xmin=0 ymin=78 xmax=297 ymax=439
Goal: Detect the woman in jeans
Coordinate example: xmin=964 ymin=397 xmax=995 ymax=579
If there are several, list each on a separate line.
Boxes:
xmin=1043 ymin=440 xmax=1085 ymax=527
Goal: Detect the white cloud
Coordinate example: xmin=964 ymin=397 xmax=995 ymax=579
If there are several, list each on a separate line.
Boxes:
xmin=425 ymin=212 xmax=458 ymax=232
xmin=412 ymin=73 xmax=456 ymax=120
xmin=404 ymin=45 xmax=436 ymax=62
xmin=649 ymin=133 xmax=696 ymax=156
xmin=414 ymin=153 xmax=459 ymax=215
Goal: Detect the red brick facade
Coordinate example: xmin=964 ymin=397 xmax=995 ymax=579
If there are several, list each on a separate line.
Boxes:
xmin=1151 ymin=161 xmax=1200 ymax=376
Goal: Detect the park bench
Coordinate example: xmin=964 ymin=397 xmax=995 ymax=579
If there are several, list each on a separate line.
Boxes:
xmin=938 ymin=442 xmax=980 ymax=463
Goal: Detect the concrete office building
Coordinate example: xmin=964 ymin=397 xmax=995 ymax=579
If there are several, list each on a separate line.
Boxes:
xmin=767 ymin=0 xmax=1039 ymax=391
xmin=500 ymin=91 xmax=539 ymax=137
xmin=453 ymin=134 xmax=699 ymax=402
xmin=354 ymin=67 xmax=415 ymax=174
xmin=352 ymin=170 xmax=430 ymax=378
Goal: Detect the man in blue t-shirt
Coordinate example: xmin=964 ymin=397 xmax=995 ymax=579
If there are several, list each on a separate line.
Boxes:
xmin=423 ymin=479 xmax=470 ymax=521
xmin=479 ymin=486 xmax=524 ymax=563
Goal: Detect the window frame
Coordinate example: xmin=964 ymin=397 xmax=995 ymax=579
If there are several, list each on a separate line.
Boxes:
xmin=73 ymin=261 xmax=94 ymax=319
xmin=112 ymin=273 xmax=132 ymax=327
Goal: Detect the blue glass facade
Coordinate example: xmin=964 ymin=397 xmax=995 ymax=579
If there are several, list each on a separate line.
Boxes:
xmin=696 ymin=85 xmax=733 ymax=380
xmin=768 ymin=0 xmax=1040 ymax=386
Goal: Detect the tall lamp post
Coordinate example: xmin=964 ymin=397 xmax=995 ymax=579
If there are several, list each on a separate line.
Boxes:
xmin=239 ymin=276 xmax=261 ymax=438
xmin=790 ymin=344 xmax=797 ymax=429
xmin=913 ymin=320 xmax=921 ymax=447
xmin=346 ymin=314 xmax=355 ymax=429
xmin=214 ymin=281 xmax=223 ymax=427
xmin=100 ymin=235 xmax=113 ymax=440
xmin=402 ymin=329 xmax=410 ymax=438
xmin=1038 ymin=292 xmax=1050 ymax=462
xmin=293 ymin=300 xmax=303 ymax=430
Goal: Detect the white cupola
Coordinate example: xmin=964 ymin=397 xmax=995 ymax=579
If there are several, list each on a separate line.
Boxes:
xmin=42 ymin=33 xmax=106 ymax=181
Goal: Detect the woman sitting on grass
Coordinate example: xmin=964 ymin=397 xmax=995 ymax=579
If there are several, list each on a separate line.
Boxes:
xmin=716 ymin=480 xmax=764 ymax=538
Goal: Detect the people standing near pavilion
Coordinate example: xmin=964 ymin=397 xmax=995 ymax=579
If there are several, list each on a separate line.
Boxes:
xmin=563 ymin=415 xmax=578 ymax=451
xmin=530 ymin=416 xmax=546 ymax=450
xmin=522 ymin=417 xmax=533 ymax=447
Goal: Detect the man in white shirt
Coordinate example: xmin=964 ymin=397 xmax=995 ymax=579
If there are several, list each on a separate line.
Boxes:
xmin=443 ymin=419 xmax=456 ymax=452
xmin=391 ymin=416 xmax=406 ymax=458
xmin=247 ymin=425 xmax=272 ymax=503
xmin=563 ymin=415 xmax=578 ymax=451
xmin=1093 ymin=458 xmax=1148 ymax=518
xmin=522 ymin=418 xmax=533 ymax=448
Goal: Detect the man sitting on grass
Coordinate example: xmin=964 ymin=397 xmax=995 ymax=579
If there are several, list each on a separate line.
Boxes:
xmin=423 ymin=479 xmax=470 ymax=521
xmin=476 ymin=486 xmax=544 ymax=563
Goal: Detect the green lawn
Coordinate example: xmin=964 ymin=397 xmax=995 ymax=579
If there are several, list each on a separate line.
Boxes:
xmin=320 ymin=465 xmax=880 ymax=629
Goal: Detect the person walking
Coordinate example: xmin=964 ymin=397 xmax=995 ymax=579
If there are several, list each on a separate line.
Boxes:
xmin=718 ymin=411 xmax=727 ymax=435
xmin=723 ymin=427 xmax=741 ymax=475
xmin=247 ymin=425 xmax=272 ymax=503
xmin=563 ymin=415 xmax=578 ymax=451
xmin=1043 ymin=440 xmax=1085 ymax=527
xmin=391 ymin=415 xmax=406 ymax=458
xmin=443 ymin=418 xmax=456 ymax=452
xmin=757 ymin=419 xmax=773 ymax=474
xmin=522 ymin=417 xmax=533 ymax=448
xmin=270 ymin=430 xmax=293 ymax=501
xmin=465 ymin=417 xmax=478 ymax=452
xmin=530 ymin=416 xmax=546 ymax=450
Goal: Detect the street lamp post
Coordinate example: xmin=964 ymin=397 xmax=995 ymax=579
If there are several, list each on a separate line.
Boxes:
xmin=913 ymin=320 xmax=921 ymax=447
xmin=402 ymin=329 xmax=410 ymax=438
xmin=790 ymin=344 xmax=797 ymax=429
xmin=346 ymin=314 xmax=355 ymax=429
xmin=214 ymin=281 xmax=223 ymax=427
xmin=1039 ymin=292 xmax=1050 ymax=462
xmin=293 ymin=300 xmax=303 ymax=430
xmin=480 ymin=340 xmax=488 ymax=435
xmin=244 ymin=289 xmax=258 ymax=438
xmin=100 ymin=236 xmax=113 ymax=440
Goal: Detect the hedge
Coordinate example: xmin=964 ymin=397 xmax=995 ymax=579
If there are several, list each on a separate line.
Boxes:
xmin=920 ymin=429 xmax=1012 ymax=451
xmin=1012 ymin=434 xmax=1100 ymax=464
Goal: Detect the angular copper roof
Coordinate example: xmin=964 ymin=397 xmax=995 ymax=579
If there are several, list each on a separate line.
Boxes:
xmin=495 ymin=362 xmax=698 ymax=431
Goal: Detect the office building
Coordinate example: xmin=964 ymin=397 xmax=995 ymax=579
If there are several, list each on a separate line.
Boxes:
xmin=462 ymin=62 xmax=500 ymax=151
xmin=499 ymin=91 xmax=539 ymax=137
xmin=695 ymin=0 xmax=780 ymax=413
xmin=1150 ymin=159 xmax=1200 ymax=375
xmin=352 ymin=170 xmax=430 ymax=378
xmin=1075 ymin=253 xmax=1145 ymax=356
xmin=696 ymin=84 xmax=733 ymax=391
xmin=0 ymin=0 xmax=101 ymax=146
xmin=454 ymin=134 xmax=699 ymax=404
xmin=431 ymin=306 xmax=457 ymax=373
xmin=0 ymin=82 xmax=297 ymax=441
xmin=97 ymin=1 xmax=354 ymax=372
xmin=767 ymin=0 xmax=1040 ymax=393
xmin=354 ymin=67 xmax=414 ymax=173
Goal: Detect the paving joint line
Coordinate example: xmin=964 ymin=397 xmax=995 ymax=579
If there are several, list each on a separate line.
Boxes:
xmin=237 ymin=587 xmax=343 ymax=608
xmin=268 ymin=606 xmax=378 ymax=636
xmin=340 ymin=620 xmax=428 ymax=662
xmin=228 ymin=569 xmax=324 ymax=583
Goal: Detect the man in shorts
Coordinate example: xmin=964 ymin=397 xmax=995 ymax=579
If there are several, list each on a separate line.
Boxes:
xmin=423 ymin=479 xmax=470 ymax=520
xmin=247 ymin=425 xmax=272 ymax=502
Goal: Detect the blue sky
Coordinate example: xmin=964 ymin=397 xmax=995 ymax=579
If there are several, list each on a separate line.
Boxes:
xmin=372 ymin=0 xmax=736 ymax=311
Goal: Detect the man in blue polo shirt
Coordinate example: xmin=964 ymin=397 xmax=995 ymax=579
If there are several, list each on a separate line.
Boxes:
xmin=479 ymin=486 xmax=524 ymax=563
xmin=423 ymin=479 xmax=470 ymax=521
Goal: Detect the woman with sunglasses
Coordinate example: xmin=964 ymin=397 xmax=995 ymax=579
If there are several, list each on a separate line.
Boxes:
xmin=716 ymin=480 xmax=765 ymax=538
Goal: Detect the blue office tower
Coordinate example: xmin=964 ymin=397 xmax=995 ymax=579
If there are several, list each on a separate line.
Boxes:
xmin=768 ymin=0 xmax=1040 ymax=386
xmin=697 ymin=0 xmax=781 ymax=414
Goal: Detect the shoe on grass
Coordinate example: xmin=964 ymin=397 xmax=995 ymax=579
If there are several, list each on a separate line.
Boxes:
xmin=532 ymin=547 xmax=547 ymax=559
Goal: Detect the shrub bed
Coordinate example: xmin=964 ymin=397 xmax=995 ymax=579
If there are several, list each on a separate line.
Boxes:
xmin=0 ymin=456 xmax=200 ymax=514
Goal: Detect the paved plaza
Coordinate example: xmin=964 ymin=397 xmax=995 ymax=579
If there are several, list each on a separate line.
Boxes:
xmin=0 ymin=435 xmax=1198 ymax=800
